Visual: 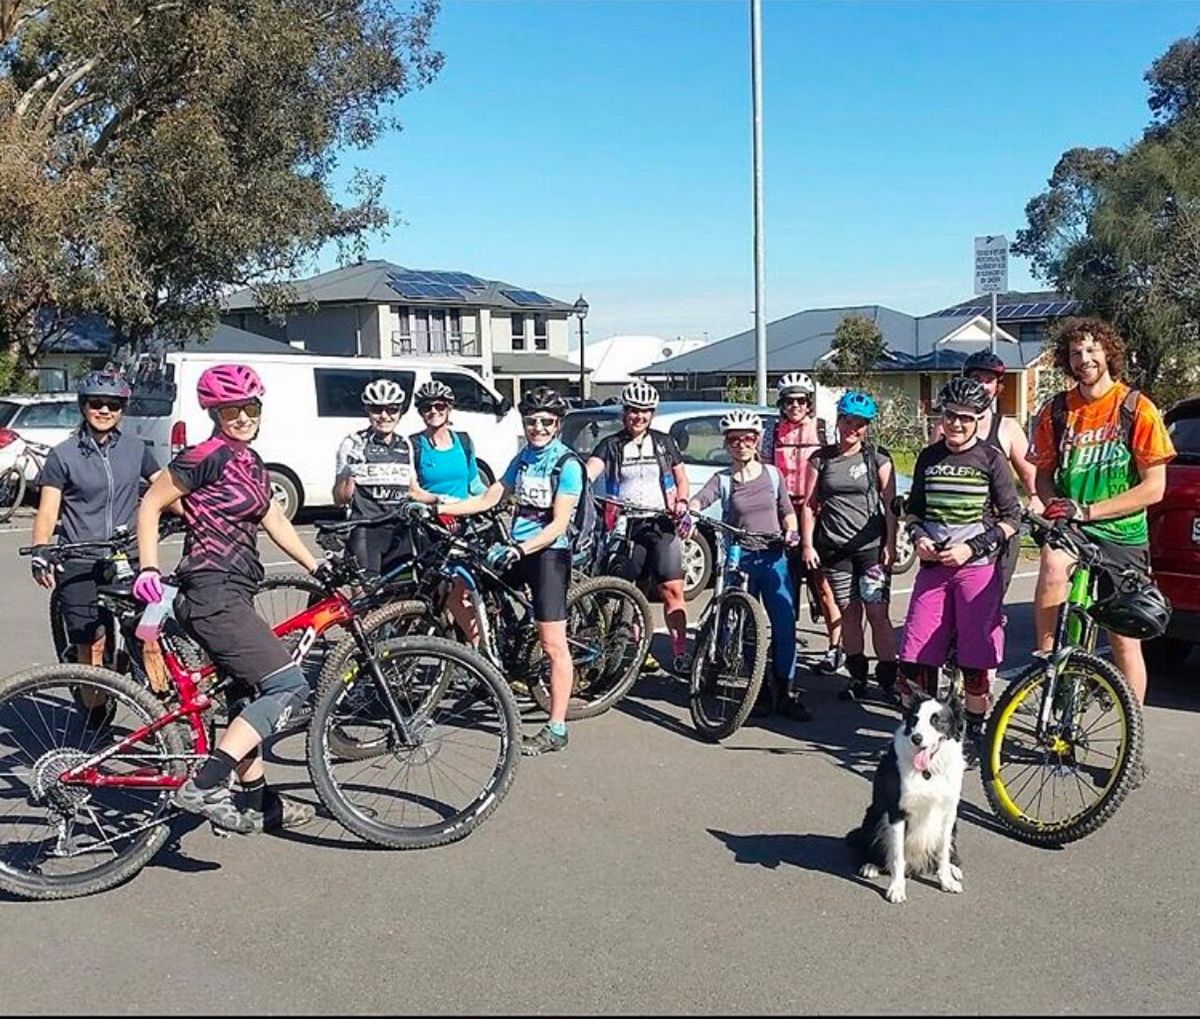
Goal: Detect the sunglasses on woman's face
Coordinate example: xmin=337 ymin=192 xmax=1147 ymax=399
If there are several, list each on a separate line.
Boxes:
xmin=726 ymin=433 xmax=758 ymax=446
xmin=523 ymin=415 xmax=558 ymax=429
xmin=216 ymin=401 xmax=262 ymax=423
xmin=782 ymin=396 xmax=808 ymax=406
xmin=421 ymin=401 xmax=450 ymax=413
xmin=941 ymin=409 xmax=980 ymax=425
xmin=84 ymin=397 xmax=126 ymax=413
xmin=367 ymin=404 xmax=401 ymax=417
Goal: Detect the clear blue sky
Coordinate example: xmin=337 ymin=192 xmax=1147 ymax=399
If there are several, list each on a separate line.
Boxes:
xmin=328 ymin=0 xmax=1200 ymax=345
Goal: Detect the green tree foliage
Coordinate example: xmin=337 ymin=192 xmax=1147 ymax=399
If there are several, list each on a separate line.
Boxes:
xmin=0 ymin=0 xmax=443 ymax=367
xmin=815 ymin=313 xmax=886 ymax=390
xmin=1013 ymin=29 xmax=1200 ymax=405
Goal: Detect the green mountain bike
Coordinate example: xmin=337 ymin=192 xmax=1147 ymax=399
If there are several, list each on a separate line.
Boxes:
xmin=982 ymin=511 xmax=1146 ymax=846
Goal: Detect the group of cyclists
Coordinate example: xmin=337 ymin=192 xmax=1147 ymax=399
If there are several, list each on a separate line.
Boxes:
xmin=23 ymin=313 xmax=1177 ymax=832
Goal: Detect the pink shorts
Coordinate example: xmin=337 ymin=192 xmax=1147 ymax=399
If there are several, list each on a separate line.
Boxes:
xmin=898 ymin=562 xmax=1004 ymax=670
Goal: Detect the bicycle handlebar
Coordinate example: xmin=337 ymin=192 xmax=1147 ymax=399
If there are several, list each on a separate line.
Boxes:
xmin=1022 ymin=509 xmax=1102 ymax=565
xmin=700 ymin=517 xmax=785 ymax=546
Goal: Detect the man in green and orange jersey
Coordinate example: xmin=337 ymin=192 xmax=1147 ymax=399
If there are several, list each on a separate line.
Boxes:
xmin=1027 ymin=317 xmax=1176 ymax=705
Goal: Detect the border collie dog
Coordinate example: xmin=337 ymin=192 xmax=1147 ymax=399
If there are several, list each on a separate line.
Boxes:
xmin=847 ymin=693 xmax=967 ymax=903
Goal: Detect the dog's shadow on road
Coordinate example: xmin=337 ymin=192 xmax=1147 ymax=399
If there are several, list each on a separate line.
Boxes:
xmin=707 ymin=827 xmax=872 ymax=889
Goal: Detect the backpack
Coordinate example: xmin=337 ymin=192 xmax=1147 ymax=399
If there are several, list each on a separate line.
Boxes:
xmin=1049 ymin=388 xmax=1140 ymax=467
xmin=410 ymin=430 xmax=486 ymax=495
xmin=764 ymin=415 xmax=828 ymax=463
xmin=597 ymin=428 xmax=679 ymax=503
xmin=517 ymin=450 xmax=598 ymax=557
xmin=716 ymin=464 xmax=784 ymax=521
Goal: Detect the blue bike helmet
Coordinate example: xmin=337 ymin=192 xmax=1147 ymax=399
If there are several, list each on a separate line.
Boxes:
xmin=836 ymin=390 xmax=877 ymax=421
xmin=77 ymin=370 xmax=131 ymax=402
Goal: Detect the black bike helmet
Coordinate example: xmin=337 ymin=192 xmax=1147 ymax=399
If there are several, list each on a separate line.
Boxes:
xmin=962 ymin=350 xmax=1006 ymax=377
xmin=937 ymin=376 xmax=991 ymax=413
xmin=414 ymin=380 xmax=455 ymax=407
xmin=77 ymin=370 xmax=131 ymax=401
xmin=518 ymin=385 xmax=568 ymax=418
xmin=1088 ymin=571 xmax=1172 ymax=640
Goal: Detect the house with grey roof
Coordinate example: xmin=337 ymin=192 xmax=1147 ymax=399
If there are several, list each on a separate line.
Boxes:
xmin=636 ymin=291 xmax=1079 ymax=426
xmin=220 ymin=260 xmax=588 ymax=402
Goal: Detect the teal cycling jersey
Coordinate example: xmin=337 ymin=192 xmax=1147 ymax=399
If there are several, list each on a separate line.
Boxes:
xmin=502 ymin=439 xmax=584 ymax=548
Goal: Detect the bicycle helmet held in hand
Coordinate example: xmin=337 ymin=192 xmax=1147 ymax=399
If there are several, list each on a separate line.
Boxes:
xmin=414 ymin=380 xmax=455 ymax=407
xmin=937 ymin=376 xmax=990 ymax=413
xmin=719 ymin=409 xmax=763 ymax=434
xmin=361 ymin=378 xmax=406 ymax=407
xmin=621 ymin=381 xmax=660 ymax=410
xmin=77 ymin=370 xmax=131 ymax=401
xmin=518 ymin=385 xmax=568 ymax=418
xmin=777 ymin=372 xmax=815 ymax=405
xmin=196 ymin=364 xmax=265 ymax=408
xmin=836 ymin=391 xmax=877 ymax=421
xmin=1088 ymin=570 xmax=1172 ymax=640
xmin=962 ymin=350 xmax=1007 ymax=377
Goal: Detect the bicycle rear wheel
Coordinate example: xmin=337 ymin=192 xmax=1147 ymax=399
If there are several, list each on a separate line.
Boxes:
xmin=982 ymin=650 xmax=1143 ymax=846
xmin=307 ymin=636 xmax=520 ymax=849
xmin=688 ymin=589 xmax=769 ymax=741
xmin=530 ymin=575 xmax=653 ymax=720
xmin=0 ymin=466 xmax=25 ymax=523
xmin=0 ymin=665 xmax=188 ymax=900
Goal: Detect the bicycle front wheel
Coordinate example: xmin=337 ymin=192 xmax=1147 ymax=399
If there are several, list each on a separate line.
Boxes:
xmin=0 ymin=665 xmax=189 ymax=900
xmin=530 ymin=575 xmax=653 ymax=720
xmin=688 ymin=589 xmax=769 ymax=741
xmin=982 ymin=650 xmax=1143 ymax=846
xmin=307 ymin=636 xmax=520 ymax=849
xmin=0 ymin=465 xmax=25 ymax=523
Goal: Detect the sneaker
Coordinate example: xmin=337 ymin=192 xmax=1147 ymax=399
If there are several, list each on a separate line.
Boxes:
xmin=814 ymin=647 xmax=845 ymax=675
xmin=641 ymin=652 xmax=661 ymax=673
xmin=247 ymin=791 xmax=318 ymax=833
xmin=964 ymin=722 xmax=985 ymax=768
xmin=173 ymin=778 xmax=257 ymax=835
xmin=837 ymin=677 xmax=868 ymax=702
xmin=521 ymin=725 xmax=568 ymax=756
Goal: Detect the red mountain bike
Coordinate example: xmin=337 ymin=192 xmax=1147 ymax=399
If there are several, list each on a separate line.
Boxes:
xmin=0 ymin=530 xmax=520 ymax=900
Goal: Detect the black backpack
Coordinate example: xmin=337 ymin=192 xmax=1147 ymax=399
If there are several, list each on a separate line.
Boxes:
xmin=517 ymin=451 xmax=598 ymax=559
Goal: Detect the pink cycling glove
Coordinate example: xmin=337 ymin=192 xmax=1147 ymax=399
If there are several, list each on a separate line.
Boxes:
xmin=132 ymin=568 xmax=165 ymax=604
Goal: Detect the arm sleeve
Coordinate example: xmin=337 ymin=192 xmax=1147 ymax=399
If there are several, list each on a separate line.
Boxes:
xmin=39 ymin=448 xmax=67 ymax=490
xmin=555 ymin=457 xmax=584 ymax=497
xmin=1026 ymin=404 xmax=1057 ymax=469
xmin=693 ymin=473 xmax=721 ymax=512
xmin=906 ymin=449 xmax=929 ymax=519
xmin=141 ymin=445 xmax=160 ymax=479
xmin=1131 ymin=396 xmax=1176 ymax=470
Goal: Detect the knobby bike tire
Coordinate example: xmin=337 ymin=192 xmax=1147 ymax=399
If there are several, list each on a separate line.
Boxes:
xmin=688 ymin=589 xmax=769 ymax=742
xmin=307 ymin=636 xmax=520 ymax=849
xmin=316 ymin=600 xmax=446 ymax=760
xmin=530 ymin=575 xmax=654 ymax=721
xmin=982 ymin=650 xmax=1143 ymax=847
xmin=0 ymin=466 xmax=25 ymax=523
xmin=0 ymin=665 xmax=188 ymax=900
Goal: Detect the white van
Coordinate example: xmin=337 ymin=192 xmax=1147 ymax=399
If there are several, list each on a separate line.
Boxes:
xmin=126 ymin=351 xmax=522 ymax=518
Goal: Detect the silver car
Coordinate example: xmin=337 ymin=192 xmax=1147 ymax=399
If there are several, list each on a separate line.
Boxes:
xmin=562 ymin=401 xmax=913 ymax=599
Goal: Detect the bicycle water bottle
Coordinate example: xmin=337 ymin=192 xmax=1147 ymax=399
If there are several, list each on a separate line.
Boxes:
xmin=726 ymin=543 xmax=743 ymax=571
xmin=135 ymin=584 xmax=178 ymax=642
xmin=859 ymin=564 xmax=887 ymax=604
xmin=112 ymin=551 xmax=134 ymax=581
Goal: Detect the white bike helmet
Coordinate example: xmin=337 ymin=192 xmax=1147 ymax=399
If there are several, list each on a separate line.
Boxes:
xmin=719 ymin=409 xmax=763 ymax=434
xmin=361 ymin=378 xmax=406 ymax=406
xmin=777 ymin=372 xmax=815 ymax=405
xmin=621 ymin=381 xmax=660 ymax=410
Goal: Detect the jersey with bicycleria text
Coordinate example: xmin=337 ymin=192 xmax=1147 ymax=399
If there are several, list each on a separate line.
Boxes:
xmin=1027 ymin=382 xmax=1175 ymax=545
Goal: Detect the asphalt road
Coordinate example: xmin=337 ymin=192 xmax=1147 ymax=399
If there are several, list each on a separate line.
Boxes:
xmin=0 ymin=511 xmax=1196 ymax=1015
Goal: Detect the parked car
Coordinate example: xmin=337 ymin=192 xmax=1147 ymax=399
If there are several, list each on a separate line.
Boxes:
xmin=0 ymin=394 xmax=82 ymax=482
xmin=125 ymin=351 xmax=521 ymax=518
xmin=562 ymin=401 xmax=912 ymax=599
xmin=1146 ymin=395 xmax=1200 ymax=671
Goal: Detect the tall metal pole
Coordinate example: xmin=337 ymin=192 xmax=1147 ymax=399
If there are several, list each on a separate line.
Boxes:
xmin=990 ymin=290 xmax=998 ymax=354
xmin=751 ymin=0 xmax=767 ymax=405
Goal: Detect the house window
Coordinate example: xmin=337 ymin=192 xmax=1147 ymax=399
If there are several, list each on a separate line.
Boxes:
xmin=391 ymin=305 xmax=412 ymax=355
xmin=533 ymin=314 xmax=548 ymax=351
xmin=1018 ymin=322 xmax=1043 ymax=345
xmin=511 ymin=313 xmax=526 ymax=351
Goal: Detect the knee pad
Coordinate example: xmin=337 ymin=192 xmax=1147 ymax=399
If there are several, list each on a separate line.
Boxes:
xmin=846 ymin=653 xmax=869 ymax=683
xmin=237 ymin=664 xmax=310 ymax=739
xmin=961 ymin=668 xmax=990 ymax=699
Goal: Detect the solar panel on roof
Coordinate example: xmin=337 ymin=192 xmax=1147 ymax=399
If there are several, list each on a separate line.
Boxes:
xmin=501 ymin=289 xmax=553 ymax=306
xmin=1008 ymin=303 xmax=1036 ymax=317
xmin=432 ymin=271 xmax=487 ymax=290
xmin=387 ymin=280 xmax=470 ymax=300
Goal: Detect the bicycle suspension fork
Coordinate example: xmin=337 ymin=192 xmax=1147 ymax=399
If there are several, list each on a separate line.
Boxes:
xmin=346 ymin=616 xmax=417 ymax=745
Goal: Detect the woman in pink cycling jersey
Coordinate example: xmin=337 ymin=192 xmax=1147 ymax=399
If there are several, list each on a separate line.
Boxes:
xmin=135 ymin=364 xmax=325 ymax=833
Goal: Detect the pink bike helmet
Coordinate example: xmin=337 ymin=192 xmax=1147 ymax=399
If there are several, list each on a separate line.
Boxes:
xmin=196 ymin=363 xmax=266 ymax=409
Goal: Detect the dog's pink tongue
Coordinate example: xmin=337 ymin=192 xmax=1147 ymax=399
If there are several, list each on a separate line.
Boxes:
xmin=913 ymin=747 xmax=932 ymax=773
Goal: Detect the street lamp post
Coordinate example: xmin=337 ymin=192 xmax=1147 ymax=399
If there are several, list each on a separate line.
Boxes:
xmin=574 ymin=294 xmax=589 ymax=400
